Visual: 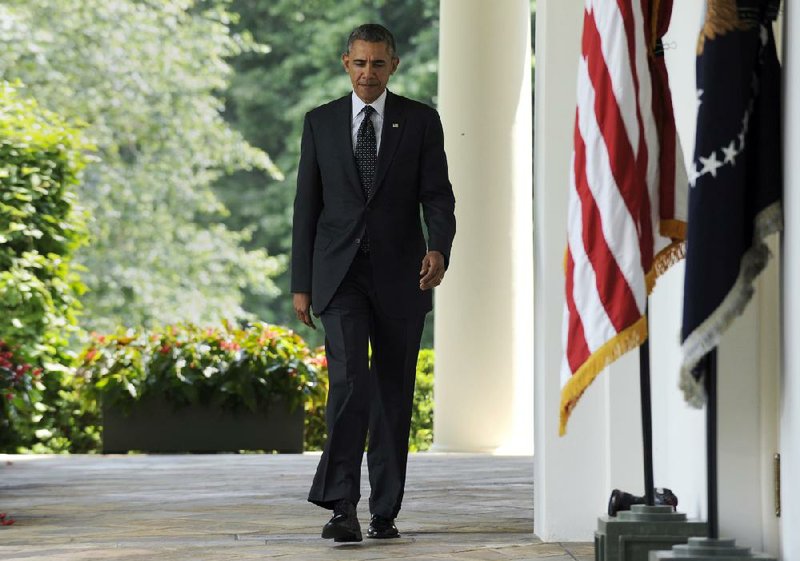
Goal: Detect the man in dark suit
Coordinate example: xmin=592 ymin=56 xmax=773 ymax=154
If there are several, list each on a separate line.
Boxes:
xmin=291 ymin=23 xmax=456 ymax=543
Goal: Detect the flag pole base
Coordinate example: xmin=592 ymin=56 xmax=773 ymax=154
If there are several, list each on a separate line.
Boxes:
xmin=595 ymin=505 xmax=707 ymax=561
xmin=649 ymin=537 xmax=776 ymax=560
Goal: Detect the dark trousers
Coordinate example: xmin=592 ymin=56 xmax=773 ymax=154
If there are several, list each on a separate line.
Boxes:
xmin=308 ymin=252 xmax=425 ymax=519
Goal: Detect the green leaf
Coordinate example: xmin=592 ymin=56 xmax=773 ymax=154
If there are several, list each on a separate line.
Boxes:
xmin=34 ymin=428 xmax=53 ymax=440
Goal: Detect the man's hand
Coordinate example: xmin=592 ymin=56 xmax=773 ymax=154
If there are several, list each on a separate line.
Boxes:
xmin=419 ymin=250 xmax=446 ymax=291
xmin=292 ymin=292 xmax=316 ymax=329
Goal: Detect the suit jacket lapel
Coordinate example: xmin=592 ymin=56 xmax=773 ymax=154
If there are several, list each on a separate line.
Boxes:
xmin=336 ymin=95 xmax=363 ymax=199
xmin=371 ymin=91 xmax=405 ymax=201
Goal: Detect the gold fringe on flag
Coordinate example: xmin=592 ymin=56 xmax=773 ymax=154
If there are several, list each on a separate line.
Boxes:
xmin=559 ymin=315 xmax=648 ymax=436
xmin=646 ymin=239 xmax=686 ymax=293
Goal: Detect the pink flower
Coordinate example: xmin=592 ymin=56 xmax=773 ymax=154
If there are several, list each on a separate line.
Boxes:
xmin=220 ymin=341 xmax=241 ymax=352
xmin=261 ymin=328 xmax=280 ymax=341
xmin=309 ymin=356 xmax=328 ymax=369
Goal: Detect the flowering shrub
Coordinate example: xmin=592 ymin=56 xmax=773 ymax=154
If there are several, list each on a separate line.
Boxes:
xmin=0 ymin=340 xmax=41 ymax=450
xmin=0 ymin=82 xmax=98 ymax=454
xmin=75 ymin=321 xmax=328 ymax=445
xmin=3 ymin=324 xmax=436 ymax=454
xmin=0 ymin=339 xmax=96 ymax=453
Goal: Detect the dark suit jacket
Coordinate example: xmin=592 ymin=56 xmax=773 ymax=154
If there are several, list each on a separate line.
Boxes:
xmin=291 ymin=90 xmax=456 ymax=318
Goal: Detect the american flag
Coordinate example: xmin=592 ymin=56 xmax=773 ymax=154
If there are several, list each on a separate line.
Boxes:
xmin=560 ymin=0 xmax=686 ymax=435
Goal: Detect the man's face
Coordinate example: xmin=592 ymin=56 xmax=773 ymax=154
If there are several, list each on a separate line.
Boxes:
xmin=342 ymin=40 xmax=399 ymax=104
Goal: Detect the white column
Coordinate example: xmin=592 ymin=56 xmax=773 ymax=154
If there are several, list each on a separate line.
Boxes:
xmin=533 ymin=0 xmax=615 ymax=540
xmin=781 ymin=3 xmax=800 ymax=559
xmin=433 ymin=0 xmax=533 ymax=454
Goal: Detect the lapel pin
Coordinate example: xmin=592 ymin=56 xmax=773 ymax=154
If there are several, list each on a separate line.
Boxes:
xmin=392 ymin=123 xmax=399 ymax=128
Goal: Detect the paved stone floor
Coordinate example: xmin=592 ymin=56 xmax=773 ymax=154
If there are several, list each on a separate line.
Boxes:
xmin=0 ymin=453 xmax=593 ymax=561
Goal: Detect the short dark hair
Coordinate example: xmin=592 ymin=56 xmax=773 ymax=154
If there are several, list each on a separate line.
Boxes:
xmin=346 ymin=24 xmax=397 ymax=57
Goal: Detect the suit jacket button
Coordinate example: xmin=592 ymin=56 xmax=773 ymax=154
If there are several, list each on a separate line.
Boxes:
xmin=355 ymin=238 xmax=361 ymax=244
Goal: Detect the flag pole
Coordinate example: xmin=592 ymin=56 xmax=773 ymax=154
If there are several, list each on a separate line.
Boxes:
xmin=639 ymin=309 xmax=655 ymax=506
xmin=704 ymin=350 xmax=719 ymax=539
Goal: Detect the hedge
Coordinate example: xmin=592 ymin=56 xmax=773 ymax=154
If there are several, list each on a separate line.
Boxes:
xmin=0 ymin=81 xmax=93 ymax=452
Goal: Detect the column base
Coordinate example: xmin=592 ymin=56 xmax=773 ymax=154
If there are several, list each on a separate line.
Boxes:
xmin=595 ymin=505 xmax=707 ymax=561
xmin=649 ymin=537 xmax=776 ymax=560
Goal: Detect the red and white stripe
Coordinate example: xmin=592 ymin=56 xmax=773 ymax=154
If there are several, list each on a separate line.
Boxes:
xmin=560 ymin=0 xmax=685 ymax=435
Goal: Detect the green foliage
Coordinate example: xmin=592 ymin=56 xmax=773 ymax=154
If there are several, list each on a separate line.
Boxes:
xmin=410 ymin=349 xmax=434 ymax=452
xmin=0 ymin=340 xmax=99 ymax=453
xmin=0 ymin=0 xmax=283 ymax=332
xmin=216 ymin=0 xmax=440 ymax=346
xmin=76 ymin=322 xmax=326 ymax=417
xmin=0 ymin=81 xmax=99 ymax=453
xmin=0 ymin=81 xmax=88 ymax=359
xmin=75 ymin=321 xmax=328 ymax=451
xmin=0 ymin=340 xmax=42 ymax=450
xmin=4 ymin=328 xmax=434 ymax=453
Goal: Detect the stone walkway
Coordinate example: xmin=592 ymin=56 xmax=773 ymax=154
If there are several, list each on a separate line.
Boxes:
xmin=0 ymin=453 xmax=592 ymax=561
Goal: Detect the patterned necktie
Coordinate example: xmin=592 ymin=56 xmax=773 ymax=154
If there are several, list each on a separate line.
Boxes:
xmin=355 ymin=105 xmax=377 ymax=252
xmin=355 ymin=105 xmax=377 ymax=198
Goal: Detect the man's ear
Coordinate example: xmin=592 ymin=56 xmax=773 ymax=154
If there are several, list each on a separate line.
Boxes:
xmin=391 ymin=57 xmax=400 ymax=74
xmin=342 ymin=53 xmax=350 ymax=71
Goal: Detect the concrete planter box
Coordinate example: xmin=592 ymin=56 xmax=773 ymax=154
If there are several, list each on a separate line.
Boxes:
xmin=102 ymin=396 xmax=304 ymax=453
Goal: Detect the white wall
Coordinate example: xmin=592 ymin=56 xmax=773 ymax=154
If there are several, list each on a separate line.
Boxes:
xmin=533 ymin=0 xmax=783 ymax=550
xmin=649 ymin=0 xmax=711 ymax=529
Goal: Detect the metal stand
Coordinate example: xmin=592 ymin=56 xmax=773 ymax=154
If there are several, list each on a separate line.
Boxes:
xmin=704 ymin=351 xmax=719 ymax=540
xmin=595 ymin=311 xmax=706 ymax=561
xmin=639 ymin=336 xmax=655 ymax=506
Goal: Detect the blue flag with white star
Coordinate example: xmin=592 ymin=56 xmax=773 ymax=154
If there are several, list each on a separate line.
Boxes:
xmin=680 ymin=0 xmax=783 ymax=405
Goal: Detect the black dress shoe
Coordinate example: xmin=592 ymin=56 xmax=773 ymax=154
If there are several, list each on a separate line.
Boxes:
xmin=321 ymin=500 xmax=362 ymax=542
xmin=367 ymin=515 xmax=399 ymax=539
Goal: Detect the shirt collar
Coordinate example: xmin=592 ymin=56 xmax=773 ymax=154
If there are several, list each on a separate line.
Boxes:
xmin=351 ymin=89 xmax=388 ymax=121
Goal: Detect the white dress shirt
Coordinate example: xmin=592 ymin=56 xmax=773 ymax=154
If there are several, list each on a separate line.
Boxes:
xmin=351 ymin=90 xmax=387 ymax=155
